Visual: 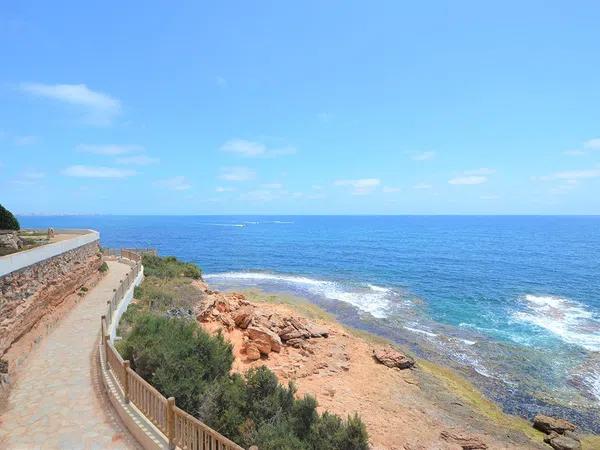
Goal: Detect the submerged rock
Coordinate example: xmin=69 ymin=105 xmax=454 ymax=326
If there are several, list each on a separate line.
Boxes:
xmin=373 ymin=347 xmax=415 ymax=369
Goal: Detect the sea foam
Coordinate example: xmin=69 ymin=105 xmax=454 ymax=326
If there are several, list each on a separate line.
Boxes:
xmin=513 ymin=294 xmax=600 ymax=352
xmin=204 ymin=271 xmax=394 ymax=318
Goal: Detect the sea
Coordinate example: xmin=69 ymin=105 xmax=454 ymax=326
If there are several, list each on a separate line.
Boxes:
xmin=19 ymin=215 xmax=600 ymax=431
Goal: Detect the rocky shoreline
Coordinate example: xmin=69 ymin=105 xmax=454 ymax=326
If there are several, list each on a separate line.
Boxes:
xmin=183 ymin=279 xmax=599 ymax=450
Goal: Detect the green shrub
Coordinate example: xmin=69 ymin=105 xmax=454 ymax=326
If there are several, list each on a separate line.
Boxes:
xmin=119 ymin=313 xmax=370 ymax=450
xmin=142 ymin=255 xmax=202 ymax=279
xmin=99 ymin=262 xmax=109 ymax=273
xmin=0 ymin=204 xmax=19 ymax=230
xmin=118 ymin=314 xmax=233 ymax=412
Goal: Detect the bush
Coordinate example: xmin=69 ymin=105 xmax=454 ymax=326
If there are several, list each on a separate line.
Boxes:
xmin=118 ymin=314 xmax=233 ymax=412
xmin=142 ymin=255 xmax=202 ymax=279
xmin=0 ymin=204 xmax=19 ymax=230
xmin=99 ymin=262 xmax=109 ymax=273
xmin=119 ymin=313 xmax=369 ymax=450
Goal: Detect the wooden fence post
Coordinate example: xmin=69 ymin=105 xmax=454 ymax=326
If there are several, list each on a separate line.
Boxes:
xmin=167 ymin=397 xmax=175 ymax=450
xmin=123 ymin=360 xmax=130 ymax=403
xmin=101 ymin=315 xmax=107 ymax=364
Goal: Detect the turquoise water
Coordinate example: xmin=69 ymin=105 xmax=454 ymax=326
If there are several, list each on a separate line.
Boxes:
xmin=20 ymin=215 xmax=600 ymax=430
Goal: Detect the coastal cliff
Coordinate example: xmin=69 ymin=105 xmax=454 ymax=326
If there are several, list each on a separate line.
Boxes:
xmin=0 ymin=241 xmax=102 ymax=361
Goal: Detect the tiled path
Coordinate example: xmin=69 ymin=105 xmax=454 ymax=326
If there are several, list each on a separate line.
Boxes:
xmin=0 ymin=261 xmax=140 ymax=450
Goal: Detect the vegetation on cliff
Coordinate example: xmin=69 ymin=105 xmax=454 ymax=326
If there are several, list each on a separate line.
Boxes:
xmin=119 ymin=256 xmax=369 ymax=450
xmin=141 ymin=254 xmax=201 ymax=279
xmin=119 ymin=314 xmax=368 ymax=449
xmin=0 ymin=204 xmax=19 ymax=231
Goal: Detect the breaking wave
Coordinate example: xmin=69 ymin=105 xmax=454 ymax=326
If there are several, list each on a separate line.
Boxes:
xmin=204 ymin=271 xmax=395 ymax=318
xmin=513 ymin=294 xmax=600 ymax=352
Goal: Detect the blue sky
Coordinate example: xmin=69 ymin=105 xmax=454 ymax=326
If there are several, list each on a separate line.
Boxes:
xmin=1 ymin=1 xmax=599 ymax=215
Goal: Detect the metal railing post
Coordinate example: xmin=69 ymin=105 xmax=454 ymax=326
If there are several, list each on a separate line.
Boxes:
xmin=167 ymin=397 xmax=176 ymax=449
xmin=123 ymin=360 xmax=130 ymax=403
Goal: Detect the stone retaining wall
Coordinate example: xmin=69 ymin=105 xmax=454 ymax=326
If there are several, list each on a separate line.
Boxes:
xmin=0 ymin=240 xmax=102 ymax=358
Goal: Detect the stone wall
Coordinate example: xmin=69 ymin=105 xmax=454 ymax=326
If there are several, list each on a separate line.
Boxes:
xmin=0 ymin=241 xmax=102 ymax=357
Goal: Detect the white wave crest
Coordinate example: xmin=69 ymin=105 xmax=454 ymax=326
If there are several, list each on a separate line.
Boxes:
xmin=204 ymin=271 xmax=394 ymax=318
xmin=404 ymin=326 xmax=437 ymax=338
xmin=513 ymin=294 xmax=600 ymax=352
xmin=205 ymin=223 xmax=246 ymax=227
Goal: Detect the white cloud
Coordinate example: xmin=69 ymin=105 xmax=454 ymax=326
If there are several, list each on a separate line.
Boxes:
xmin=480 ymin=194 xmax=500 ymax=200
xmin=62 ymin=165 xmax=135 ymax=178
xmin=116 ymin=155 xmax=159 ymax=165
xmin=448 ymin=175 xmax=487 ymax=185
xmin=412 ymin=151 xmax=436 ymax=161
xmin=215 ymin=186 xmax=235 ymax=193
xmin=219 ymin=166 xmax=256 ymax=181
xmin=564 ymin=137 xmax=600 ymax=156
xmin=413 ymin=182 xmax=432 ymax=190
xmin=11 ymin=169 xmax=46 ymax=186
xmin=335 ymin=178 xmax=381 ymax=195
xmin=78 ymin=144 xmax=143 ymax=155
xmin=583 ymin=138 xmax=600 ymax=150
xmin=564 ymin=149 xmax=586 ymax=156
xmin=448 ymin=168 xmax=495 ymax=185
xmin=14 ymin=135 xmax=37 ymax=146
xmin=22 ymin=169 xmax=45 ymax=179
xmin=156 ymin=176 xmax=192 ymax=191
xmin=220 ymin=139 xmax=296 ymax=158
xmin=382 ymin=186 xmax=401 ymax=193
xmin=20 ymin=82 xmax=121 ymax=125
xmin=540 ymin=169 xmax=600 ymax=181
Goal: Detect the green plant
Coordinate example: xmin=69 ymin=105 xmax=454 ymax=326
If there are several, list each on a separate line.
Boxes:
xmin=118 ymin=314 xmax=233 ymax=413
xmin=142 ymin=254 xmax=202 ymax=279
xmin=0 ymin=204 xmax=19 ymax=230
xmin=80 ymin=286 xmax=88 ymax=292
xmin=119 ymin=313 xmax=370 ymax=450
xmin=99 ymin=262 xmax=109 ymax=273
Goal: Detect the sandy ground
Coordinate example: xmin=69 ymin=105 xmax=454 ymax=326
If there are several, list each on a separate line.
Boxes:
xmin=202 ymin=300 xmax=547 ymax=450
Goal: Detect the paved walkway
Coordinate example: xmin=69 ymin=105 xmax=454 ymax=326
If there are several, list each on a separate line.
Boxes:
xmin=0 ymin=261 xmax=140 ymax=450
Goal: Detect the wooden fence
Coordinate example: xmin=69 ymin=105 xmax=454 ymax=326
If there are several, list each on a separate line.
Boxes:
xmin=100 ymin=249 xmax=244 ymax=450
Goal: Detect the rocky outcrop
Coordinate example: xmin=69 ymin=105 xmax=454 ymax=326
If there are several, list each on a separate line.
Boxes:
xmin=543 ymin=433 xmax=581 ymax=450
xmin=533 ymin=415 xmax=576 ymax=435
xmin=196 ymin=290 xmax=330 ymax=359
xmin=440 ymin=430 xmax=488 ymax=449
xmin=0 ymin=231 xmax=22 ymax=253
xmin=533 ymin=415 xmax=580 ymax=450
xmin=373 ymin=347 xmax=415 ymax=369
xmin=0 ymin=241 xmax=102 ymax=358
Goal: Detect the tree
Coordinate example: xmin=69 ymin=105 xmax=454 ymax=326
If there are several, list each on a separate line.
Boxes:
xmin=0 ymin=204 xmax=19 ymax=230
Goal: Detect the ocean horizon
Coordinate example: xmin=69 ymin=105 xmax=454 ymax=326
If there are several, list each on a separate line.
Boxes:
xmin=19 ymin=214 xmax=600 ymax=432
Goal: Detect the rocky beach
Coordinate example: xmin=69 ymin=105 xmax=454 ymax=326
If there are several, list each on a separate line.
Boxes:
xmin=187 ymin=279 xmax=599 ymax=450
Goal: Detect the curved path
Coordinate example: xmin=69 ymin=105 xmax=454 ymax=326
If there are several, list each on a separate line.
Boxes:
xmin=0 ymin=261 xmax=140 ymax=450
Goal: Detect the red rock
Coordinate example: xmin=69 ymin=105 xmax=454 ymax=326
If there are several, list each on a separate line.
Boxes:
xmin=253 ymin=337 xmax=272 ymax=355
xmin=244 ymin=343 xmax=261 ymax=361
xmin=233 ymin=306 xmax=254 ymax=329
xmin=373 ymin=347 xmax=415 ymax=369
xmin=247 ymin=326 xmax=282 ymax=352
xmin=533 ymin=415 xmax=577 ymax=435
xmin=440 ymin=430 xmax=488 ymax=449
